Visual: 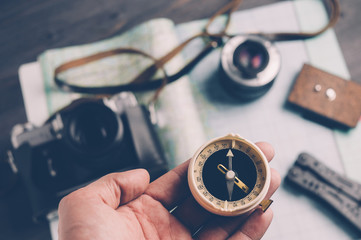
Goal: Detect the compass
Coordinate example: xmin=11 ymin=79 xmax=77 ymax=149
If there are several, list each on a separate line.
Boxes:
xmin=188 ymin=134 xmax=272 ymax=216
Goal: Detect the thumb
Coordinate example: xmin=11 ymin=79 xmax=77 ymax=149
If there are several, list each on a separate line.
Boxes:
xmin=81 ymin=169 xmax=150 ymax=209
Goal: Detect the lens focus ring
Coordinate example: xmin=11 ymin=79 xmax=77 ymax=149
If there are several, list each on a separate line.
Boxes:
xmin=220 ymin=35 xmax=281 ymax=100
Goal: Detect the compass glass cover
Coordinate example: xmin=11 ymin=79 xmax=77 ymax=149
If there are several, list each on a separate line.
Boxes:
xmin=191 ymin=138 xmax=268 ymax=211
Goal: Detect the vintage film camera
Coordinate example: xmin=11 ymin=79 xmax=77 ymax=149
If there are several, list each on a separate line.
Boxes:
xmin=11 ymin=92 xmax=168 ymax=221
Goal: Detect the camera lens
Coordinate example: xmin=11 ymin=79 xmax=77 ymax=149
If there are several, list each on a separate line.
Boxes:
xmin=220 ymin=35 xmax=281 ymax=100
xmin=67 ymin=102 xmax=123 ymax=154
xmin=233 ymin=40 xmax=270 ymax=78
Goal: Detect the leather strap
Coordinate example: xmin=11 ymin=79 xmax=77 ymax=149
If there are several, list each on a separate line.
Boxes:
xmin=258 ymin=0 xmax=340 ymax=41
xmin=53 ymin=0 xmax=340 ymax=103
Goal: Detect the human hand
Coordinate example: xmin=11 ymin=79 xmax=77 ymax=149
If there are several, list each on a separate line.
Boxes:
xmin=58 ymin=142 xmax=280 ymax=240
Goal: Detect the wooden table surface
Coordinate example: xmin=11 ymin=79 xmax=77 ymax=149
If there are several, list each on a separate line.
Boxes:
xmin=0 ymin=0 xmax=360 ymax=239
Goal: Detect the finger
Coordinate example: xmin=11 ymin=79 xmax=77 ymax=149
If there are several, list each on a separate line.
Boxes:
xmin=194 ymin=167 xmax=280 ymax=239
xmin=63 ymin=169 xmax=150 ymax=209
xmin=265 ymin=168 xmax=281 ymax=200
xmin=145 ymin=159 xmax=191 ymax=210
xmin=255 ymin=142 xmax=275 ymax=162
xmin=228 ymin=208 xmax=273 ymax=240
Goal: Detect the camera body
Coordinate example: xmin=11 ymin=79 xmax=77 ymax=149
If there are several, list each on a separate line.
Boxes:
xmin=11 ymin=92 xmax=168 ymax=221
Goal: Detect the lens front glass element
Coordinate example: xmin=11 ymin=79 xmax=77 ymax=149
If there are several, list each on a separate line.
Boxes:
xmin=68 ymin=103 xmax=119 ymax=154
xmin=233 ymin=40 xmax=270 ymax=78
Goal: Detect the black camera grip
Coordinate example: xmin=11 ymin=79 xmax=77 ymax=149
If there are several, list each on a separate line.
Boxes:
xmin=123 ymin=105 xmax=168 ymax=180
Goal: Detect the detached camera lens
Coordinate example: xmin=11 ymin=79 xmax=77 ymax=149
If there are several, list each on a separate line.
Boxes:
xmin=220 ymin=35 xmax=281 ymax=100
xmin=67 ymin=102 xmax=123 ymax=154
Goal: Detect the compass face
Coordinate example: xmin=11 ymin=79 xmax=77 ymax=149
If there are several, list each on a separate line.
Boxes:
xmin=202 ymin=149 xmax=257 ymax=201
xmin=188 ymin=134 xmax=271 ymax=216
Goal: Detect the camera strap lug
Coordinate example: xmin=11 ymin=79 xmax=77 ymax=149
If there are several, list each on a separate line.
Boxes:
xmin=51 ymin=114 xmax=64 ymax=139
xmin=147 ymin=102 xmax=158 ymax=125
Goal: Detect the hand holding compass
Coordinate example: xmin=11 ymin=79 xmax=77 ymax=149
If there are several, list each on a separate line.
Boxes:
xmin=57 ymin=136 xmax=280 ymax=239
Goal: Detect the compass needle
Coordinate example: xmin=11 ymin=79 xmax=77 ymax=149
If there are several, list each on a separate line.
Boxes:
xmin=225 ymin=150 xmax=235 ymax=200
xmin=217 ymin=164 xmax=249 ymax=194
xmin=227 ymin=149 xmax=234 ymax=170
xmin=226 ymin=171 xmax=235 ymax=200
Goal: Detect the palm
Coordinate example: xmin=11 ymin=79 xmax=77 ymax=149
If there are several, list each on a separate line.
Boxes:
xmin=58 ymin=142 xmax=280 ymax=240
xmin=116 ymin=195 xmax=193 ymax=239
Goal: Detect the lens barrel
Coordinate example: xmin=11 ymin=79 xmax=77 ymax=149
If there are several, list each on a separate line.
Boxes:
xmin=65 ymin=101 xmax=124 ymax=156
xmin=220 ymin=35 xmax=281 ymax=100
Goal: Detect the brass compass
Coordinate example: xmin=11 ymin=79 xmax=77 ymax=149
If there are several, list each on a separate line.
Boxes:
xmin=188 ymin=134 xmax=272 ymax=216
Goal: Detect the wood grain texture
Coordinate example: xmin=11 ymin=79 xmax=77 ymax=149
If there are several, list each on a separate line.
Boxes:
xmin=288 ymin=64 xmax=361 ymax=128
xmin=0 ymin=0 xmax=360 ymax=239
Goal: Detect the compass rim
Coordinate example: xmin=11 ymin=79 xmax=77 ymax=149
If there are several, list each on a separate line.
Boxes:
xmin=188 ymin=134 xmax=271 ymax=216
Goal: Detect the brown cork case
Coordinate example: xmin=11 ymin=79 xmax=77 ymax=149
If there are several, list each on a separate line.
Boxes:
xmin=287 ymin=64 xmax=361 ymax=128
